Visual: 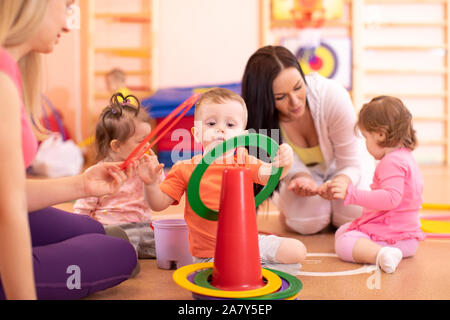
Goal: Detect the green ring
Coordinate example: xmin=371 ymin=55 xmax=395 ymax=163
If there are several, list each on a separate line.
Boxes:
xmin=187 ymin=133 xmax=282 ymax=221
xmin=193 ymin=268 xmax=302 ymax=300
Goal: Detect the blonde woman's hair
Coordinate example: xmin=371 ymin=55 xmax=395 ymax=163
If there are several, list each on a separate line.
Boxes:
xmin=0 ymin=0 xmax=49 ymax=138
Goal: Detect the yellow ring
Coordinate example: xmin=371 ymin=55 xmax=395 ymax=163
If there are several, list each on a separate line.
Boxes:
xmin=173 ymin=262 xmax=282 ymax=299
xmin=422 ymin=203 xmax=450 ymax=211
xmin=285 ymin=293 xmax=299 ymax=300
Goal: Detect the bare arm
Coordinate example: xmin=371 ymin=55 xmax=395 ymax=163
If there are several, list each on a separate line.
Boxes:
xmin=0 ymin=73 xmax=36 ymax=299
xmin=26 ymin=175 xmax=85 ymax=212
xmin=27 ymin=161 xmax=133 ymax=212
xmin=135 ymin=154 xmax=175 ymax=211
xmin=143 ymin=183 xmax=175 ymax=212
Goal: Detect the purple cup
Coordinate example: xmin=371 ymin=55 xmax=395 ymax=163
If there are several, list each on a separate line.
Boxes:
xmin=153 ymin=219 xmax=192 ymax=269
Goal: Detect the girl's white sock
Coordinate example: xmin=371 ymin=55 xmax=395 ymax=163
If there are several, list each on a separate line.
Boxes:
xmin=376 ymin=247 xmax=403 ymax=274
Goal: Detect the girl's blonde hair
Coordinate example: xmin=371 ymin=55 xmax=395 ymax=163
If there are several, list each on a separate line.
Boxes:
xmin=95 ymin=93 xmax=151 ymax=161
xmin=0 ymin=0 xmax=49 ymax=138
xmin=357 ymin=95 xmax=418 ymax=151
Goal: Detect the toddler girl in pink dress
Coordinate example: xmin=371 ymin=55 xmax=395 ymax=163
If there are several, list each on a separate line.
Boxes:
xmin=75 ymin=93 xmax=160 ymax=259
xmin=331 ymin=96 xmax=425 ymax=273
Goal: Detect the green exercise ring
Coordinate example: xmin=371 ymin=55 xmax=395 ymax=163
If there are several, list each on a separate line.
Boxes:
xmin=187 ymin=133 xmax=282 ymax=221
xmin=193 ymin=268 xmax=303 ymax=300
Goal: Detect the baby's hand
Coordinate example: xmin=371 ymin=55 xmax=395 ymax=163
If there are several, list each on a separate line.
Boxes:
xmin=136 ymin=152 xmax=164 ymax=185
xmin=317 ymin=180 xmax=333 ymax=200
xmin=273 ymin=143 xmax=293 ymax=171
xmin=329 ymin=180 xmax=349 ymax=200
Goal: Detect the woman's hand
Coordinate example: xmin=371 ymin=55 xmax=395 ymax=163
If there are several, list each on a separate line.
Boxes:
xmin=136 ymin=152 xmax=165 ymax=185
xmin=81 ymin=161 xmax=135 ymax=197
xmin=287 ymin=173 xmax=318 ymax=197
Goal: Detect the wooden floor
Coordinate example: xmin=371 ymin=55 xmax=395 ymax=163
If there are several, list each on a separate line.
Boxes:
xmin=55 ymin=166 xmax=450 ymax=300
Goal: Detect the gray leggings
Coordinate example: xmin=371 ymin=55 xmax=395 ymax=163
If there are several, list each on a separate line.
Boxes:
xmin=116 ymin=222 xmax=156 ymax=259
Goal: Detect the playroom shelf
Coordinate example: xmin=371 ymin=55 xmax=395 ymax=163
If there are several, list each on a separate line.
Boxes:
xmin=95 ymin=70 xmax=152 ymax=76
xmin=262 ymin=0 xmax=450 ymax=165
xmin=94 ymin=47 xmax=152 ymax=58
xmin=420 ymin=139 xmax=448 ymax=146
xmin=271 ymin=19 xmax=351 ymax=29
xmin=414 ymin=116 xmax=448 ymax=122
xmin=358 ymin=0 xmax=450 ymax=165
xmin=94 ymin=12 xmax=152 ymax=23
xmin=364 ymin=92 xmax=448 ymax=99
xmin=365 ymin=44 xmax=447 ymax=50
xmin=364 ymin=68 xmax=448 ymax=75
xmin=365 ymin=21 xmax=448 ymax=27
xmin=95 ymin=90 xmax=152 ymax=100
xmin=80 ymin=0 xmax=158 ymax=141
xmin=365 ymin=0 xmax=447 ymax=3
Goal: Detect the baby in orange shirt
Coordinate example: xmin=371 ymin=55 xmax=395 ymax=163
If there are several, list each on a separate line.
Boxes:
xmin=138 ymin=88 xmax=307 ymax=272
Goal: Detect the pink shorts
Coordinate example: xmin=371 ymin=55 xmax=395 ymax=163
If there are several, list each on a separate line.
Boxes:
xmin=334 ymin=222 xmax=420 ymax=263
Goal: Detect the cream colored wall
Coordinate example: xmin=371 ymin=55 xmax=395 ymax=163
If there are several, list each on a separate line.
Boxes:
xmin=42 ymin=1 xmax=448 ymax=166
xmin=42 ymin=30 xmax=81 ymax=141
xmin=43 ymin=0 xmax=260 ymax=141
xmin=156 ymin=0 xmax=260 ymax=87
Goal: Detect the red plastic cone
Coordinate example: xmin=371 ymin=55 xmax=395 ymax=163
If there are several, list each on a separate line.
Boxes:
xmin=211 ymin=167 xmax=265 ymax=291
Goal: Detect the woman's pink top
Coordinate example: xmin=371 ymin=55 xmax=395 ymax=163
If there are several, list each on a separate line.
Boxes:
xmin=0 ymin=48 xmax=38 ymax=167
xmin=344 ymin=148 xmax=426 ymax=244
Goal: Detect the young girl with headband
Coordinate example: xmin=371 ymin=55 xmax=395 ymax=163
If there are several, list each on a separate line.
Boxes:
xmin=75 ymin=93 xmax=163 ymax=267
xmin=332 ymin=96 xmax=425 ymax=273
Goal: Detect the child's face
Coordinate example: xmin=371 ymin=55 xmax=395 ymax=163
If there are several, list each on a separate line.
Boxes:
xmin=110 ymin=120 xmax=151 ymax=161
xmin=192 ymin=100 xmax=247 ymax=153
xmin=105 ymin=75 xmax=124 ymax=93
xmin=361 ymin=129 xmax=386 ymax=160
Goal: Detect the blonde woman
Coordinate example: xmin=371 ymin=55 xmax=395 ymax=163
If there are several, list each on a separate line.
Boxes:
xmin=0 ymin=0 xmax=138 ymax=300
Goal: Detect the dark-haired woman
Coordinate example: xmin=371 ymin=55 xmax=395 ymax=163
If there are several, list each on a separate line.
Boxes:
xmin=242 ymin=45 xmax=374 ymax=235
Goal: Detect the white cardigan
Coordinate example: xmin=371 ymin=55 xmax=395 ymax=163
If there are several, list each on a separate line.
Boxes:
xmin=286 ymin=73 xmax=374 ymax=186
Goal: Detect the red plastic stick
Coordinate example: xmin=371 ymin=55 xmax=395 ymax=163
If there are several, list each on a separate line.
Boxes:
xmin=120 ymin=92 xmax=201 ymax=170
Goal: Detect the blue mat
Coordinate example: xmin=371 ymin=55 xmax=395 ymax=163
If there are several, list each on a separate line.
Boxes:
xmin=142 ymin=82 xmax=241 ymax=118
xmin=158 ymin=150 xmax=203 ymax=169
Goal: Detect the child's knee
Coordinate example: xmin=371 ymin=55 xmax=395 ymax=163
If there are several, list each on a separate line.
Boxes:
xmin=275 ymin=238 xmax=307 ymax=264
xmin=334 ymin=230 xmax=368 ymax=263
xmin=396 ymin=239 xmax=420 ymax=258
xmin=335 ymin=222 xmax=351 ymax=240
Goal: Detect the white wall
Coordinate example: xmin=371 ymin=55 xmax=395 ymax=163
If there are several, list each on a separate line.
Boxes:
xmin=157 ymin=0 xmax=260 ymax=88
